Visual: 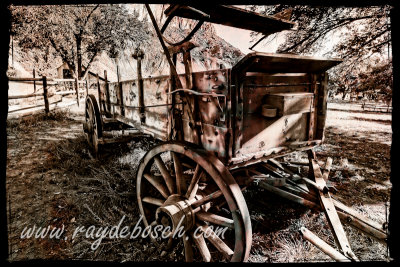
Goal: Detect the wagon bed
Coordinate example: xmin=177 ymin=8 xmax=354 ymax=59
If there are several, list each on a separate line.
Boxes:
xmin=82 ymin=4 xmax=387 ymax=262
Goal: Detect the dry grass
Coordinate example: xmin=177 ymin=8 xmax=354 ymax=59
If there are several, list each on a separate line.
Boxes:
xmin=6 ymin=100 xmax=391 ymax=262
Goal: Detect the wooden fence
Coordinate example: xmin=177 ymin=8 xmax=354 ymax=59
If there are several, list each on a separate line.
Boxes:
xmin=7 ymin=75 xmax=98 ymax=118
xmin=361 ymin=101 xmax=392 ymax=113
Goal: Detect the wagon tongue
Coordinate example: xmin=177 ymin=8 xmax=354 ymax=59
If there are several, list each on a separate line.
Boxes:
xmin=164 ymin=5 xmax=295 ymax=36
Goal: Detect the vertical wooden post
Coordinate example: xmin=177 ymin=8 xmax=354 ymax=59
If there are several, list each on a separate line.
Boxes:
xmin=133 ymin=49 xmax=144 ymax=123
xmin=11 ymin=34 xmax=14 ymax=68
xmin=42 ymin=76 xmax=49 ymax=115
xmin=104 ymin=70 xmax=111 ymax=114
xmin=75 ymin=78 xmax=80 ymax=106
xmin=33 ymin=69 xmax=36 ymax=93
xmin=96 ymin=74 xmax=102 ymax=113
xmin=86 ymin=77 xmax=89 ymax=96
xmin=316 ymin=73 xmax=329 ymax=141
xmin=183 ymin=51 xmax=193 ymax=89
xmin=116 ymin=62 xmax=125 ymax=116
xmin=308 ymin=74 xmax=318 ymax=141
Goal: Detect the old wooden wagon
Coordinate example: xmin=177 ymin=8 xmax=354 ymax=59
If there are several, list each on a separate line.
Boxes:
xmin=83 ymin=4 xmax=387 ymax=262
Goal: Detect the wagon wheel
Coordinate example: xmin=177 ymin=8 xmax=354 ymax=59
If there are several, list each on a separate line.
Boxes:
xmin=136 ymin=141 xmax=252 ymax=262
xmin=158 ymin=4 xmax=204 ymax=47
xmin=83 ymin=94 xmax=102 ymax=154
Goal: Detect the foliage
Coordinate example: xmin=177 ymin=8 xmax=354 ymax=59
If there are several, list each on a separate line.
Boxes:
xmin=356 ymin=59 xmax=392 ymax=101
xmin=249 ymin=5 xmax=392 ymax=99
xmin=10 ymin=4 xmax=151 ymax=79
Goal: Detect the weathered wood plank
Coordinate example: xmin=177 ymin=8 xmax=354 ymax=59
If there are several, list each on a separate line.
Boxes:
xmin=311 ymin=159 xmax=358 ymax=261
xmin=8 ymin=93 xmax=44 ymax=99
xmin=7 ymin=77 xmax=44 ymax=82
xmin=264 ymin=92 xmax=313 ymax=116
xmin=165 ymin=5 xmax=294 ymax=36
xmin=300 ymin=227 xmax=351 ymax=262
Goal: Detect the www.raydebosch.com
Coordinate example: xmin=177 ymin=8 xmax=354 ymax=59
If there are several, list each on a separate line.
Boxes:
xmin=20 ymin=215 xmax=229 ymax=250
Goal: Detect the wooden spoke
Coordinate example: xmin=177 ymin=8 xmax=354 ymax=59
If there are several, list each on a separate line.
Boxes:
xmin=192 ymin=232 xmax=211 ymax=262
xmin=136 ymin=142 xmax=252 ymax=262
xmin=185 ymin=164 xmax=203 ymax=199
xmin=197 ymin=224 xmax=233 ymax=260
xmin=143 ymin=173 xmax=170 ymax=199
xmin=142 ymin=196 xmax=164 ymax=206
xmin=196 ymin=211 xmax=234 ymax=229
xmin=191 ymin=190 xmax=223 ymax=209
xmin=172 ymin=152 xmax=187 ymax=194
xmin=183 ymin=233 xmax=194 ymax=262
xmin=182 ymin=162 xmax=195 ymax=169
xmin=154 ymin=155 xmax=175 ymax=194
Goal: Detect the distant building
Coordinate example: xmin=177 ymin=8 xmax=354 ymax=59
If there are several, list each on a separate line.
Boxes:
xmin=56 ymin=62 xmax=107 ymax=91
xmin=56 ymin=62 xmax=105 ymax=82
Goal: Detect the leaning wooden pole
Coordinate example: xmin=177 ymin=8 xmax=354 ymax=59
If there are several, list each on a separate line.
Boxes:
xmin=144 ymin=4 xmax=182 ymax=89
xmin=144 ymin=3 xmax=195 ymax=132
xmin=300 ymin=227 xmax=351 ymax=262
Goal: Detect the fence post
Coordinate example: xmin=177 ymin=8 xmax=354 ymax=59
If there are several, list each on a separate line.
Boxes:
xmin=33 ymin=69 xmax=36 ymax=93
xmin=43 ymin=76 xmax=49 ymax=115
xmin=75 ymin=77 xmax=79 ymax=106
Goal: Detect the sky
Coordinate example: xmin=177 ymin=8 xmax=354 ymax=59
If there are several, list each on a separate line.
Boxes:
xmin=214 ymin=24 xmax=285 ymax=54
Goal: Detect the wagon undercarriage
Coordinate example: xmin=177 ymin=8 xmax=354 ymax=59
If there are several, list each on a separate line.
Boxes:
xmin=82 ymin=4 xmax=388 ymax=262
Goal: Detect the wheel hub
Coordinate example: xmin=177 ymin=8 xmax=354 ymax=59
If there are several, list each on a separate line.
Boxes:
xmin=83 ymin=121 xmax=94 ymax=134
xmin=155 ymin=194 xmax=195 ymax=235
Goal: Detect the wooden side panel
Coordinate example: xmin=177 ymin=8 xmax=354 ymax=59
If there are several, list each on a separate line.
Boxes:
xmin=238 ymin=113 xmax=308 ymax=156
xmin=98 ymin=81 xmax=108 ymax=114
xmin=235 ymin=73 xmax=312 ymax=157
xmin=244 ymin=73 xmax=311 ymax=85
xmin=181 ymin=69 xmax=231 ymax=160
xmin=245 ymin=87 xmax=310 ymax=114
xmin=106 ymin=76 xmax=171 ymax=140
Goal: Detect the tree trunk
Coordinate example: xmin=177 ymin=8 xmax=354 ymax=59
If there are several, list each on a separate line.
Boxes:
xmin=76 ymin=33 xmax=82 ymax=79
xmin=342 ymin=90 xmax=347 ymax=100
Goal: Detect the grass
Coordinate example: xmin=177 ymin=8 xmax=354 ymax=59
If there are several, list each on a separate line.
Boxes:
xmin=6 ymin=100 xmax=392 ymax=262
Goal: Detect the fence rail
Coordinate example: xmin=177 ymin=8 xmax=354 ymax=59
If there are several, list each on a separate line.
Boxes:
xmin=8 ymin=75 xmax=93 ymax=117
xmin=361 ymin=102 xmax=392 ymax=113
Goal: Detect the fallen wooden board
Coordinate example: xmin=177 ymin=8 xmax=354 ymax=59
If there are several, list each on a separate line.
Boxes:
xmin=300 ymin=227 xmax=350 ymax=262
xmin=311 ymin=159 xmax=358 ymax=261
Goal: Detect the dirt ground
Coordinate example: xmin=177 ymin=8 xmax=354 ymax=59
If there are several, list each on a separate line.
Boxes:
xmin=6 ymin=100 xmax=391 ymax=262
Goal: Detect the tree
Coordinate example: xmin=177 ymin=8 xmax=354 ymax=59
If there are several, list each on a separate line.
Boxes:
xmin=248 ymin=5 xmax=392 ymax=99
xmin=250 ymin=5 xmax=390 ymax=62
xmin=356 ymin=59 xmax=392 ymax=103
xmin=10 ymin=4 xmax=150 ymax=79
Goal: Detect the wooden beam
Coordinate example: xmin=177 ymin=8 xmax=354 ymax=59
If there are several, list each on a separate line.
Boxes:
xmin=300 ymin=227 xmax=350 ymax=262
xmin=8 ymin=93 xmax=44 ymax=99
xmin=322 ymin=157 xmax=333 ymax=181
xmin=7 ymin=77 xmax=44 ymax=82
xmin=310 ymin=159 xmax=358 ymax=261
xmin=8 ymin=98 xmax=62 ymax=114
